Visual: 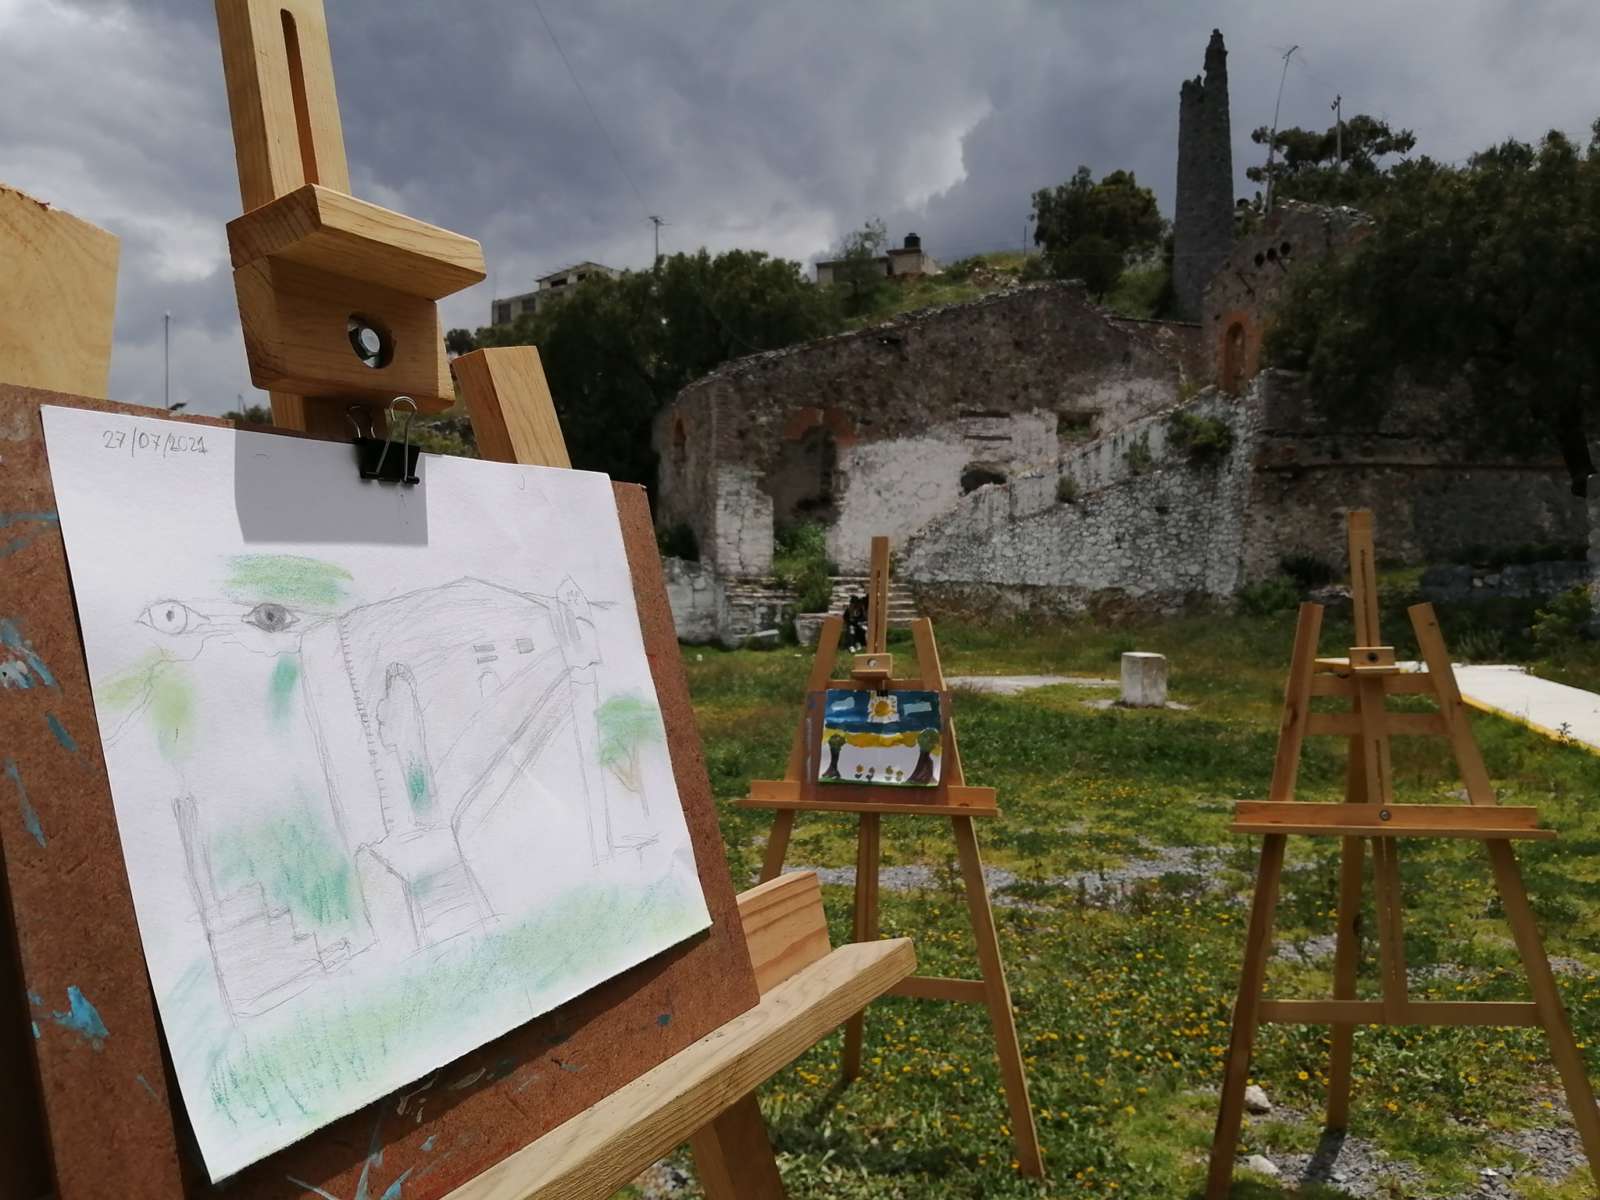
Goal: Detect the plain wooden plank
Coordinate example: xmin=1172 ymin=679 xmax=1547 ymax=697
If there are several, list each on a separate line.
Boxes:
xmin=0 ymin=184 xmax=119 ymax=399
xmin=1487 ymin=840 xmax=1600 ymax=1187
xmin=1260 ymin=999 xmax=1541 ymax=1027
xmin=439 ymin=938 xmax=916 ymax=1200
xmin=1410 ymin=603 xmax=1500 ymax=806
xmin=866 ymin=536 xmax=890 ymax=654
xmin=1267 ymin=604 xmax=1325 ymax=803
xmin=886 ymin=975 xmax=988 ymax=1003
xmin=228 ymin=184 xmax=485 ymax=297
xmin=738 ymin=790 xmax=998 ymax=817
xmin=1371 ymin=839 xmax=1409 ymax=1020
xmin=1307 ymin=711 xmax=1445 ymax=738
xmin=842 ymin=812 xmax=882 ymax=1079
xmin=688 ymin=1093 xmax=786 ymax=1200
xmin=736 ymin=873 xmax=832 ymax=996
xmin=1324 ymin=835 xmax=1364 ymax=1129
xmin=1312 ymin=672 xmax=1436 ymax=697
xmin=952 ymin=815 xmax=1044 ymax=1177
xmin=1206 ymin=835 xmax=1288 ymax=1200
xmin=786 ymin=617 xmax=842 ymax=780
xmin=215 ymin=0 xmax=351 ymax=210
xmin=1348 ymin=508 xmax=1380 ymax=645
xmin=454 ymin=347 xmax=572 ymax=467
xmin=1231 ymin=802 xmax=1552 ymax=839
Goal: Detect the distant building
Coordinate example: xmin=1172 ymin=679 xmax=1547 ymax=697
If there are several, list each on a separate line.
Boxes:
xmin=489 ymin=261 xmax=620 ymax=325
xmin=815 ymin=233 xmax=939 ymax=287
xmin=1173 ymin=29 xmax=1233 ymax=321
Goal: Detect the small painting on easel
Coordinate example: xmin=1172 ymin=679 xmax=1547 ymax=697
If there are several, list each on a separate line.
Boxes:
xmin=818 ymin=689 xmax=942 ymax=787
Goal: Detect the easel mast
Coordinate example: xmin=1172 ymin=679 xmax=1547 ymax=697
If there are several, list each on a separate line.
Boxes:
xmin=1206 ymin=511 xmax=1600 ymax=1197
xmin=743 ymin=535 xmax=1045 ymax=1178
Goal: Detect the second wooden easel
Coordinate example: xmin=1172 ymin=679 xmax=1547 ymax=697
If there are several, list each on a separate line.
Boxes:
xmin=740 ymin=535 xmax=1044 ymax=1178
xmin=1206 ymin=510 xmax=1600 ymax=1197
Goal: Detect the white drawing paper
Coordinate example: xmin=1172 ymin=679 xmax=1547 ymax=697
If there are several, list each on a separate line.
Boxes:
xmin=41 ymin=405 xmax=711 ymax=1180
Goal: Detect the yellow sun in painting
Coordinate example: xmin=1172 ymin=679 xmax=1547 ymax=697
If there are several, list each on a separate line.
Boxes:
xmin=871 ymin=698 xmax=894 ymax=718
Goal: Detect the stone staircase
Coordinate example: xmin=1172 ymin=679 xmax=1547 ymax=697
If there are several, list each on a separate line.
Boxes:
xmin=721 ymin=574 xmax=921 ymax=646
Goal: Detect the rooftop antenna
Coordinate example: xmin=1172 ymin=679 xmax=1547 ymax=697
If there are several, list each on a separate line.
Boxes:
xmin=1263 ymin=44 xmax=1299 ymax=214
xmin=648 ymin=215 xmax=668 ymax=266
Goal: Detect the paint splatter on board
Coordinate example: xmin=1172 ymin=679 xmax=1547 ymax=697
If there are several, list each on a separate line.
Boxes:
xmin=48 ymin=986 xmax=108 ymax=1049
xmin=136 ymin=1073 xmax=160 ymax=1099
xmin=4 ymin=757 xmax=46 ymax=847
xmin=0 ymin=617 xmax=57 ymax=689
xmin=46 ymin=711 xmax=78 ymax=752
xmin=0 ymin=510 xmax=59 ymax=558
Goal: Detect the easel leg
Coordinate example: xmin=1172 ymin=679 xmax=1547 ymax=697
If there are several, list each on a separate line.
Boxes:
xmin=759 ymin=810 xmax=796 ymax=885
xmin=1486 ymin=840 xmax=1600 ymax=1189
xmin=1207 ymin=834 xmax=1288 ymax=1200
xmin=689 ymin=1091 xmax=788 ymax=1200
xmin=1325 ymin=835 xmax=1365 ymax=1130
xmin=842 ymin=812 xmax=881 ymax=1080
xmin=952 ymin=815 xmax=1044 ymax=1177
xmin=1369 ymin=839 xmax=1408 ymax=1021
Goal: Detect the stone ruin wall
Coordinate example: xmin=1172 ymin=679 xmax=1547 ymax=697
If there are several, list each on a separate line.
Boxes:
xmin=653 ymin=283 xmax=1194 ymax=576
xmin=900 ymin=371 xmax=1586 ymax=619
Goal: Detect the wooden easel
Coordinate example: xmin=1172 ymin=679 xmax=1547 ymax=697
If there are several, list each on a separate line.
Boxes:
xmin=0 ymin=5 xmax=919 ymax=1198
xmin=740 ymin=536 xmax=1045 ymax=1178
xmin=1206 ymin=510 xmax=1600 ymax=1198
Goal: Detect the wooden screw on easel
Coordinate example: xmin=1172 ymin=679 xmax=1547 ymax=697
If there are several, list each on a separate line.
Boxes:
xmin=741 ymin=536 xmax=1045 ymax=1179
xmin=1206 ymin=510 xmax=1600 ymax=1197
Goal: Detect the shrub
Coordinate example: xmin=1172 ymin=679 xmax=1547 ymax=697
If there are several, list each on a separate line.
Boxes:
xmin=1123 ymin=433 xmax=1154 ymax=474
xmin=773 ymin=522 xmax=835 ymax=613
xmin=1237 ymin=575 xmax=1300 ymax=616
xmin=1278 ymin=552 xmax=1335 ymax=589
xmin=656 ymin=522 xmax=699 ymax=562
xmin=1165 ymin=411 xmax=1235 ymax=463
xmin=1056 ymin=475 xmax=1079 ymax=504
xmin=1531 ymin=585 xmax=1592 ymax=651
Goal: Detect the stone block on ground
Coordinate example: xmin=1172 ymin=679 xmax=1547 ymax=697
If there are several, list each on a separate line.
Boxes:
xmin=793 ymin=613 xmax=827 ymax=647
xmin=744 ymin=628 xmax=782 ymax=651
xmin=1120 ymin=651 xmax=1168 ymax=707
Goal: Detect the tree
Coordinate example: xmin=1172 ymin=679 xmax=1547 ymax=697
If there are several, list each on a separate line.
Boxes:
xmin=828 ymin=217 xmax=891 ymax=317
xmin=1031 ymin=167 xmax=1166 ymax=297
xmin=224 ymin=403 xmax=273 ymax=424
xmin=444 ymin=328 xmax=476 ymax=357
xmin=1266 ymin=120 xmax=1600 ymax=491
xmin=1247 ymin=114 xmax=1417 ymax=208
xmin=823 ymin=731 xmax=845 ymax=780
xmin=472 ymin=248 xmax=840 ymax=486
xmin=907 ymin=727 xmax=939 ymax=784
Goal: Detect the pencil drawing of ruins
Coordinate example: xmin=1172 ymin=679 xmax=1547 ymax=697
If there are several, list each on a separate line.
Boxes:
xmin=129 ymin=575 xmax=663 ymax=1023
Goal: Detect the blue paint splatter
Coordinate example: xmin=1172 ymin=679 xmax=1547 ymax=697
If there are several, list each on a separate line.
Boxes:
xmin=376 ymin=1172 xmax=414 ymax=1200
xmin=135 ymin=1073 xmax=159 ymax=1099
xmin=4 ymin=758 xmax=45 ymax=847
xmin=0 ymin=511 xmax=58 ymax=558
xmin=45 ymin=713 xmax=78 ymax=753
xmin=657 ymin=1012 xmax=672 ymax=1027
xmin=0 ymin=618 xmax=57 ymax=690
xmin=420 ymin=1135 xmax=438 ymax=1153
xmin=30 ymin=1021 xmax=39 ymax=1039
xmin=27 ymin=990 xmax=41 ymax=1005
xmin=49 ymin=986 xmax=108 ymax=1049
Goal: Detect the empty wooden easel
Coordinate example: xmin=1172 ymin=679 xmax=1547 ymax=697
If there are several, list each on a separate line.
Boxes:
xmin=741 ymin=535 xmax=1044 ymax=1178
xmin=1206 ymin=510 xmax=1600 ymax=1197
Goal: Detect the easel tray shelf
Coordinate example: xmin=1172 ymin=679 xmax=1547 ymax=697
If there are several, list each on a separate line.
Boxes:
xmin=1230 ymin=801 xmax=1554 ymax=840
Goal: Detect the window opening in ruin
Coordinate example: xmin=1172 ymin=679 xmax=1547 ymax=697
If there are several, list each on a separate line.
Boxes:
xmin=766 ymin=425 xmax=838 ymax=526
xmin=671 ymin=417 xmax=687 ymax=467
xmin=960 ymin=464 xmax=1008 ymax=494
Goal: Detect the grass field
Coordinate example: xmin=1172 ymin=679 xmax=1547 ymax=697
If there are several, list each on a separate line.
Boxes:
xmin=659 ymin=601 xmax=1600 ymax=1198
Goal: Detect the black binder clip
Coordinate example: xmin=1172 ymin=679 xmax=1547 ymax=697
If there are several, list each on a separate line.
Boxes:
xmin=351 ymin=396 xmax=422 ymax=486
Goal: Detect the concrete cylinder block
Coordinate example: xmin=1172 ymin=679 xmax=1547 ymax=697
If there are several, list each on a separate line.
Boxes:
xmin=1120 ymin=651 xmax=1168 ymax=708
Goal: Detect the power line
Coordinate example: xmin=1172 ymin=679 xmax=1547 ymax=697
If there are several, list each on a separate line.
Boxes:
xmin=531 ymin=0 xmax=650 ymax=221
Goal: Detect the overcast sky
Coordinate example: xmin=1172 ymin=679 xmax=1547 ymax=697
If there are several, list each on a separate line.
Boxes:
xmin=3 ymin=0 xmax=1596 ymax=416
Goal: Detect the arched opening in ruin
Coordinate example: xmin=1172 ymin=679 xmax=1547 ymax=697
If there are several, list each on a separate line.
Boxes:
xmin=670 ymin=416 xmax=687 ymax=468
xmin=960 ymin=463 xmax=1008 ymax=494
xmin=1222 ymin=322 xmax=1247 ymax=394
xmin=767 ymin=424 xmax=838 ymax=526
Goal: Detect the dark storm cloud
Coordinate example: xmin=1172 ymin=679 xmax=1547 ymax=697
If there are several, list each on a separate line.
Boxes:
xmin=4 ymin=0 xmax=1597 ymax=414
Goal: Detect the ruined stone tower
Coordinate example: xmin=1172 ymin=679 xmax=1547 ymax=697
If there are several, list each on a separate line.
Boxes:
xmin=1173 ymin=29 xmax=1233 ymax=321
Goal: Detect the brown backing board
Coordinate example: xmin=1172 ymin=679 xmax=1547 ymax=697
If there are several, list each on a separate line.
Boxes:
xmin=0 ymin=385 xmax=758 ymax=1199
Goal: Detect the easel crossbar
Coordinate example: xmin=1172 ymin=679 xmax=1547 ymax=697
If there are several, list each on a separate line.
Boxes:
xmin=1258 ymin=999 xmax=1541 ymax=1026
